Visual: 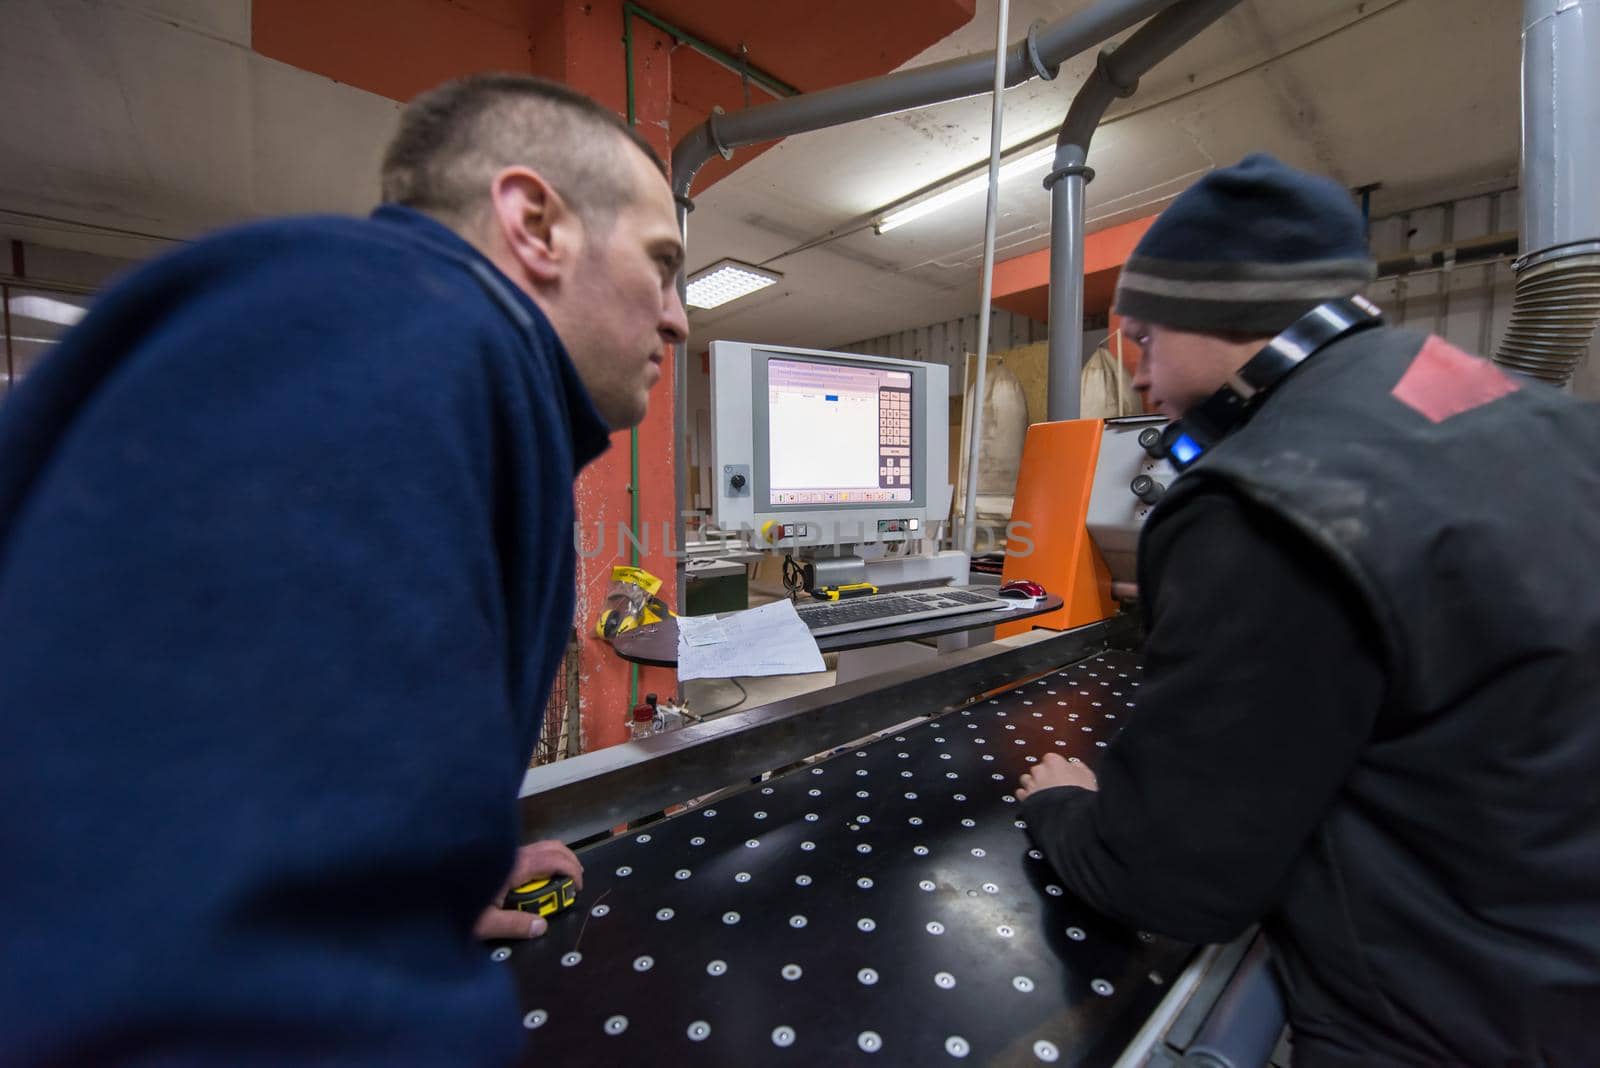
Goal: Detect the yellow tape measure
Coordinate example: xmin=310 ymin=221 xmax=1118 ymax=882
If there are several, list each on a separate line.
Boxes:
xmin=505 ymin=874 xmax=578 ymax=918
xmin=816 ymin=582 xmax=878 ymax=601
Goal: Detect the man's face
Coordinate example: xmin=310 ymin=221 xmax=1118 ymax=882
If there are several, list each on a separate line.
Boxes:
xmin=1125 ymin=317 xmax=1264 ymax=420
xmin=550 ymin=144 xmax=688 ymax=430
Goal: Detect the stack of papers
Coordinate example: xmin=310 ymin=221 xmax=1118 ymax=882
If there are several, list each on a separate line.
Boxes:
xmin=676 ymin=599 xmax=827 ymax=682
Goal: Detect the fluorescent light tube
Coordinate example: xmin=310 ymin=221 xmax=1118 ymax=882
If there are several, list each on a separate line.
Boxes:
xmin=8 ymin=294 xmax=88 ymax=327
xmin=876 ymin=145 xmax=1055 ymax=233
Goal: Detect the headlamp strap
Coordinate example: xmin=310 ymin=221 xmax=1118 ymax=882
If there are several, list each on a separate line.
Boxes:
xmin=1159 ymin=295 xmax=1385 ymax=470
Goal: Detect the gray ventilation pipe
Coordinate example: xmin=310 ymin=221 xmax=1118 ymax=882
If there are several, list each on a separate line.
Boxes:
xmin=1494 ymin=0 xmax=1600 ymax=387
xmin=668 ymin=0 xmax=1181 ymax=200
xmin=1043 ymin=0 xmax=1244 ymax=420
xmin=667 ymin=0 xmax=1187 ymax=561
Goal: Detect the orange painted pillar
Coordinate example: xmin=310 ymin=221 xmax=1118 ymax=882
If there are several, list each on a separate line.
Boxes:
xmin=551 ymin=7 xmax=680 ymax=752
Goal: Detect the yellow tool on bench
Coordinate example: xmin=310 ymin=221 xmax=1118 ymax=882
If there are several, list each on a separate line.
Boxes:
xmin=813 ymin=582 xmax=879 ymax=601
xmin=505 ymin=874 xmax=578 ymax=918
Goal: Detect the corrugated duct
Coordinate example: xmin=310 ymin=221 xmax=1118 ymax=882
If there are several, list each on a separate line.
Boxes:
xmin=1494 ymin=0 xmax=1600 ymax=386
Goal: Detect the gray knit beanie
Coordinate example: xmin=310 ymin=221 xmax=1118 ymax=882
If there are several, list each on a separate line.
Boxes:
xmin=1114 ymin=154 xmax=1376 ymax=336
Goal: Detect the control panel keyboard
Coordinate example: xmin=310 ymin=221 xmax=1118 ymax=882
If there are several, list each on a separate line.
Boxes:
xmin=794 ymin=587 xmax=1004 ymax=637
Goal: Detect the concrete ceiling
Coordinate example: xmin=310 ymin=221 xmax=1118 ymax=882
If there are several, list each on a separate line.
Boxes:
xmin=684 ymin=0 xmax=1520 ymax=350
xmin=0 ymin=0 xmax=1521 ymax=355
xmin=0 ymin=0 xmax=399 ymax=262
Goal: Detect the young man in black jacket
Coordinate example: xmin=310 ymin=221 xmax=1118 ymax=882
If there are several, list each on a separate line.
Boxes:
xmin=1017 ymin=154 xmax=1600 ymax=1066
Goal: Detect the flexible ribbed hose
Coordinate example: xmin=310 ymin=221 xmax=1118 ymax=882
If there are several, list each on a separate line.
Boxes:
xmin=1493 ymin=253 xmax=1600 ymax=386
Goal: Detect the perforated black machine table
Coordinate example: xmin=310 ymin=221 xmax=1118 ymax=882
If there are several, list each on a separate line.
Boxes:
xmin=506 ymin=648 xmax=1195 ymax=1065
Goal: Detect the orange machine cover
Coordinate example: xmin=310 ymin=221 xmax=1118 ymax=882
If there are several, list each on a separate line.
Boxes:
xmin=996 ymin=420 xmax=1117 ymax=638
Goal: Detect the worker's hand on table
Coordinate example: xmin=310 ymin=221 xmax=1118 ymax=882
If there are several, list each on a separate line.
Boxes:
xmin=1016 ymin=752 xmax=1099 ymax=801
xmin=474 ymin=840 xmax=585 ymax=940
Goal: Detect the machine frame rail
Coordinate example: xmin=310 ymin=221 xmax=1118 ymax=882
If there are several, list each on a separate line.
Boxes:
xmin=519 ymin=615 xmax=1139 ymax=844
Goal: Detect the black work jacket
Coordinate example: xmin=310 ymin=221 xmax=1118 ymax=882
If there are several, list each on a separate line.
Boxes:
xmin=1026 ymin=326 xmax=1600 ymax=1066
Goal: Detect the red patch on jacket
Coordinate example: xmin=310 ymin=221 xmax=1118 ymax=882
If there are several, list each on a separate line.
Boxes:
xmin=1391 ymin=336 xmax=1520 ymax=423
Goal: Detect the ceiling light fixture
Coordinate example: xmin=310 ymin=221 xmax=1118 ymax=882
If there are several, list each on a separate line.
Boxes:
xmin=685 ymin=258 xmax=783 ymax=310
xmin=7 ymin=294 xmax=88 ymax=327
xmin=875 ymin=144 xmax=1056 ymax=234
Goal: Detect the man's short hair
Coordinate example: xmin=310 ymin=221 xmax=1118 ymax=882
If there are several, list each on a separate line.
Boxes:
xmin=380 ymin=73 xmax=667 ymax=228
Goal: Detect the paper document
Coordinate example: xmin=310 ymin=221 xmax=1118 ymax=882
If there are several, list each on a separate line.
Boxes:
xmin=676 ymin=615 xmax=732 ymax=646
xmin=677 ymin=599 xmax=827 ymax=681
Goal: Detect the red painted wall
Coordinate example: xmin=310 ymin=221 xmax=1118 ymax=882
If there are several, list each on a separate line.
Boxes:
xmin=991 ymin=214 xmax=1158 ymax=319
xmin=252 ymin=0 xmax=540 ymax=103
xmin=254 ymin=0 xmax=976 ymax=200
xmin=991 ymin=214 xmax=1159 ymax=387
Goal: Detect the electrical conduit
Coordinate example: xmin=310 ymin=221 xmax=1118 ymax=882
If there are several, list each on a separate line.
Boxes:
xmin=961 ymin=0 xmax=1011 ymax=557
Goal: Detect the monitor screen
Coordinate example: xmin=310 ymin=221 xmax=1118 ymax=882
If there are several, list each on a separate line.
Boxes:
xmin=767 ymin=357 xmax=913 ymax=506
xmin=709 ymin=339 xmax=947 ymax=543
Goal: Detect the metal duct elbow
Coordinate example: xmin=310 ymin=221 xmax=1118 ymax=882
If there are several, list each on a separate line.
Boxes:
xmin=1494 ymin=0 xmax=1600 ymax=386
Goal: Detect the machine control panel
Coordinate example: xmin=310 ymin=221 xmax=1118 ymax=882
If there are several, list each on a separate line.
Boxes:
xmin=1130 ymin=474 xmax=1166 ymax=505
xmin=1086 ymin=416 xmax=1178 ymax=587
xmin=759 ymin=520 xmax=813 ymax=544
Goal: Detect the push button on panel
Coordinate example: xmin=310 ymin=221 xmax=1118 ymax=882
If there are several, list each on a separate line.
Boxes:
xmin=1137 ymin=426 xmax=1165 ymax=459
xmin=1129 ymin=475 xmax=1166 ymax=505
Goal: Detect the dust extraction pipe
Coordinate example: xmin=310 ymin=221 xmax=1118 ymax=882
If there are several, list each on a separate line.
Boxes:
xmin=668 ymin=0 xmax=1186 ymax=559
xmin=1044 ymin=0 xmax=1244 ymax=420
xmin=669 ymin=0 xmax=1182 ymax=199
xmin=1494 ymin=0 xmax=1600 ymax=386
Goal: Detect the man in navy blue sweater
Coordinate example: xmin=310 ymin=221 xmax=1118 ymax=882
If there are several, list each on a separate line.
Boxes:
xmin=0 ymin=74 xmax=687 ymax=1063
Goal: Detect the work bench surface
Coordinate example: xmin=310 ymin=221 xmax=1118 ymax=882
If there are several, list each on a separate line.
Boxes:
xmin=508 ymin=648 xmax=1187 ymax=1066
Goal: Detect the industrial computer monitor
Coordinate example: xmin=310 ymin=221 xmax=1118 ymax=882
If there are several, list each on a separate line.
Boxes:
xmin=709 ymin=341 xmax=949 ymax=547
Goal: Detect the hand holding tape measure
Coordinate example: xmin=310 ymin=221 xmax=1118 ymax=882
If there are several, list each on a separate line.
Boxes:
xmin=473 ymin=839 xmax=585 ymax=941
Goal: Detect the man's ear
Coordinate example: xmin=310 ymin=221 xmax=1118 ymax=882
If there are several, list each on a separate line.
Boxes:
xmin=490 ymin=167 xmax=581 ymax=286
